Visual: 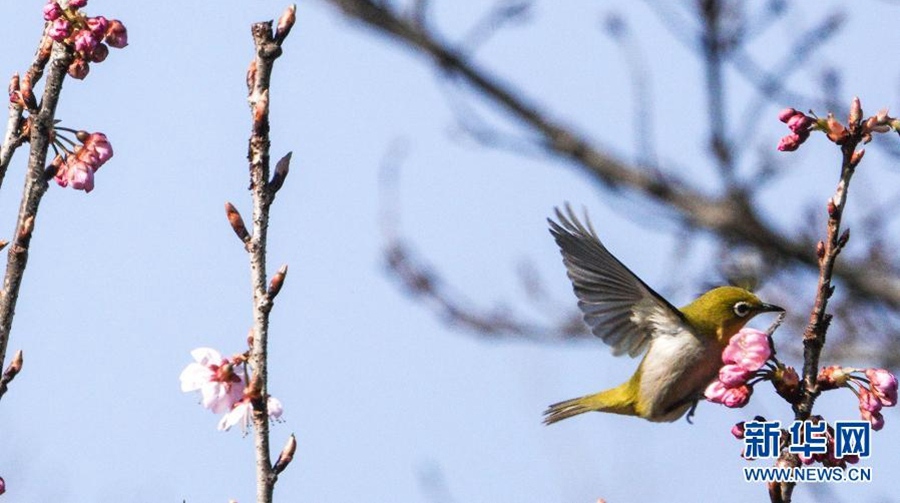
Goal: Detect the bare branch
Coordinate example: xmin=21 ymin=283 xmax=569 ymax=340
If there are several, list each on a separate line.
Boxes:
xmin=0 ymin=42 xmax=72 ymax=390
xmin=245 ymin=6 xmax=295 ymax=501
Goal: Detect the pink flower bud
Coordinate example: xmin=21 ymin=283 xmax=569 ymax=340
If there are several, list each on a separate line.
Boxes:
xmin=778 ymin=133 xmax=804 ymax=152
xmin=86 ymin=16 xmax=108 ymax=37
xmin=0 ymin=475 xmax=5 ymax=495
xmin=731 ymin=421 xmax=745 ymax=439
xmin=705 ymin=380 xmax=728 ymax=403
xmin=68 ymin=0 xmax=87 ymax=7
xmin=104 ymin=19 xmax=128 ymax=48
xmin=43 ymin=2 xmax=63 ymax=21
xmin=778 ymin=108 xmax=799 ymax=123
xmin=73 ymin=29 xmax=99 ymax=53
xmin=47 ymin=17 xmax=70 ymax=42
xmin=860 ymin=407 xmax=885 ymax=431
xmin=89 ymin=43 xmax=109 ymax=63
xmin=719 ymin=363 xmax=752 ymax=387
xmin=786 ymin=114 xmax=813 ymax=133
xmin=722 ymin=385 xmax=752 ymax=408
xmin=865 ymin=368 xmax=898 ymax=407
xmin=67 ymin=58 xmax=90 ymax=80
xmin=722 ymin=328 xmax=771 ymax=371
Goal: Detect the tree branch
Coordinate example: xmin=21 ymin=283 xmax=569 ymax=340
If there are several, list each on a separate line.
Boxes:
xmin=245 ymin=6 xmax=295 ymax=502
xmin=0 ymin=42 xmax=71 ymax=400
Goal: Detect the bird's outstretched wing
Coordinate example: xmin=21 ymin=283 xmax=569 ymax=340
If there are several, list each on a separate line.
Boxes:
xmin=549 ymin=205 xmax=686 ymax=357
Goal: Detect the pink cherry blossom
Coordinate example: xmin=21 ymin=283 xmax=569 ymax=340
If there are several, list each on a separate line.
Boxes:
xmin=180 ymin=347 xmax=246 ymax=414
xmin=217 ymin=396 xmax=284 ymax=432
xmin=860 ymin=407 xmax=885 ymax=431
xmin=79 ymin=132 xmax=113 ymax=167
xmin=858 ymin=386 xmax=882 ymax=413
xmin=866 ymin=368 xmax=898 ymax=407
xmin=722 ymin=328 xmax=771 ymax=371
xmin=54 ymin=157 xmax=94 ymax=192
xmin=718 ymin=363 xmax=752 ymax=387
xmin=705 ymin=380 xmax=752 ymax=408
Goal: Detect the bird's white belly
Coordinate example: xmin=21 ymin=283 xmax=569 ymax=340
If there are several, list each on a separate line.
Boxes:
xmin=638 ymin=328 xmax=722 ymax=421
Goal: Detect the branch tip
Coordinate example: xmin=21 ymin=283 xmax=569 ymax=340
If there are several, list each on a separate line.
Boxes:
xmin=274 ymin=4 xmax=297 ymax=45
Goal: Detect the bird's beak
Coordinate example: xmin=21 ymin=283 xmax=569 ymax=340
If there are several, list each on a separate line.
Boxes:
xmin=757 ymin=303 xmax=785 ymax=313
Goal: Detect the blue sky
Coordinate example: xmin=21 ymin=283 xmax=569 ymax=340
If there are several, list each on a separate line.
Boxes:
xmin=0 ymin=1 xmax=899 ymax=502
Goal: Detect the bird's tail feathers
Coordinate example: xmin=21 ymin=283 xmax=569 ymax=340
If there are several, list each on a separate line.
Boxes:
xmin=543 ymin=387 xmax=637 ymax=425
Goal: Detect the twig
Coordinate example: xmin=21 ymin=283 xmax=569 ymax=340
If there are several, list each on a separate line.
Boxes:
xmin=0 ymin=43 xmax=72 ymax=398
xmin=770 ymin=105 xmax=868 ymax=503
xmin=244 ymin=6 xmax=294 ymax=502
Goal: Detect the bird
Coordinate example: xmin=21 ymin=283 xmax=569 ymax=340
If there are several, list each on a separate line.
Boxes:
xmin=543 ymin=205 xmax=784 ymax=424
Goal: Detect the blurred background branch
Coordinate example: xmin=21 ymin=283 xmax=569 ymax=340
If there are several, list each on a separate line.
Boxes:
xmin=323 ymin=0 xmax=900 ymax=366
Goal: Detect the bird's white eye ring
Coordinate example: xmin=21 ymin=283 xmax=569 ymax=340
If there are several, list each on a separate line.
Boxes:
xmin=734 ymin=301 xmax=751 ymax=317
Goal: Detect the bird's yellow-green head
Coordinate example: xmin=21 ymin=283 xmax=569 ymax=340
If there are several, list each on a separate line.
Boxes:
xmin=680 ymin=286 xmax=784 ymax=345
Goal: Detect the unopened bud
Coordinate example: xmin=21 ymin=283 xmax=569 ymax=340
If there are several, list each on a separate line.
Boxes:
xmin=816 ymin=241 xmax=826 ymax=259
xmin=273 ymin=433 xmax=297 ymax=474
xmin=827 ymin=197 xmax=838 ymax=218
xmin=246 ymin=60 xmax=257 ymax=93
xmin=67 ymin=58 xmax=90 ymax=80
xmin=849 ymin=96 xmax=862 ymax=126
xmin=274 ymin=4 xmax=297 ymax=45
xmin=268 ymin=264 xmax=288 ymax=300
xmin=19 ymin=73 xmax=36 ymax=110
xmin=850 ymin=149 xmax=865 ymax=166
xmin=731 ymin=421 xmax=745 ymax=439
xmin=17 ymin=215 xmax=34 ymax=246
xmin=268 ymin=152 xmax=291 ymax=193
xmin=247 ymin=328 xmax=255 ymax=348
xmin=225 ymin=202 xmax=251 ymax=244
xmin=773 ymin=365 xmax=800 ymax=403
xmin=9 ymin=350 xmax=23 ymax=375
xmin=837 ymin=228 xmax=850 ymax=248
xmin=8 ymin=73 xmax=19 ymax=96
xmin=0 ymin=240 xmax=9 ymax=252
